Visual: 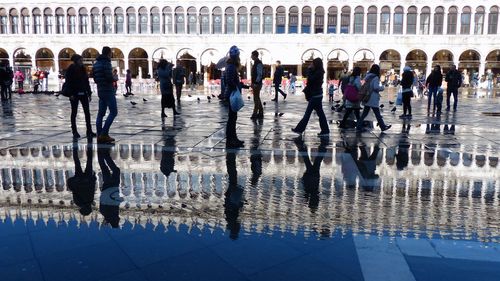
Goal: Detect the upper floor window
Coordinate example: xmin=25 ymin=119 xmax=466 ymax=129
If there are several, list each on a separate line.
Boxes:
xmin=21 ymin=8 xmax=30 ymax=34
xmin=474 ymin=6 xmax=485 ymax=34
xmin=250 ymin=7 xmax=260 ymax=34
xmin=55 ymin=8 xmax=64 ymax=34
xmin=174 ymin=7 xmax=184 ymax=34
xmin=10 ymin=9 xmax=19 ymax=34
xmin=186 ymin=7 xmax=196 ymax=34
xmin=163 ymin=7 xmax=172 ymax=34
xmin=212 ymin=7 xmax=222 ymax=34
xmin=447 ymin=6 xmax=458 ymax=34
xmin=103 ymin=7 xmax=112 ymax=34
xmin=138 ymin=7 xmax=148 ymax=34
xmin=127 ymin=7 xmax=137 ymax=34
xmin=380 ymin=6 xmax=390 ymax=34
xmin=353 ymin=6 xmax=363 ymax=34
xmin=302 ymin=6 xmax=311 ymax=33
xmin=488 ymin=6 xmax=499 ymax=34
xmin=340 ymin=6 xmax=350 ymax=34
xmin=393 ymin=6 xmax=403 ymax=34
xmin=200 ymin=7 xmax=209 ymax=34
xmin=263 ymin=6 xmax=273 ymax=34
xmin=67 ymin=8 xmax=77 ymax=34
xmin=151 ymin=7 xmax=160 ymax=34
xmin=78 ymin=8 xmax=87 ymax=34
xmin=434 ymin=6 xmax=444 ymax=34
xmin=225 ymin=7 xmax=235 ymax=34
xmin=420 ymin=7 xmax=430 ymax=34
xmin=460 ymin=6 xmax=471 ymax=34
xmin=44 ymin=8 xmax=53 ymax=34
xmin=367 ymin=6 xmax=377 ymax=34
xmin=406 ymin=6 xmax=417 ymax=34
xmin=315 ymin=7 xmax=325 ymax=33
xmin=0 ymin=9 xmax=7 ymax=34
xmin=289 ymin=6 xmax=298 ymax=33
xmin=91 ymin=8 xmax=100 ymax=34
xmin=327 ymin=6 xmax=337 ymax=34
xmin=115 ymin=8 xmax=124 ymax=34
xmin=237 ymin=7 xmax=247 ymax=34
xmin=276 ymin=6 xmax=285 ymax=34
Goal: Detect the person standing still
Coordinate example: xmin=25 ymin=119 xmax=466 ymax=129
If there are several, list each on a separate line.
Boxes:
xmin=173 ymin=60 xmax=186 ymax=102
xmin=112 ymin=69 xmax=119 ymax=95
xmin=157 ymin=59 xmax=180 ymax=119
xmin=14 ymin=70 xmax=25 ymax=90
xmin=272 ymin=60 xmax=287 ymax=102
xmin=125 ymin=69 xmax=132 ymax=95
xmin=93 ymin=46 xmax=117 ymax=144
xmin=400 ymin=66 xmax=415 ymax=118
xmin=250 ymin=50 xmax=264 ymax=119
xmin=65 ymin=54 xmax=95 ymax=139
xmin=444 ymin=65 xmax=462 ymax=112
xmin=425 ymin=65 xmax=443 ymax=114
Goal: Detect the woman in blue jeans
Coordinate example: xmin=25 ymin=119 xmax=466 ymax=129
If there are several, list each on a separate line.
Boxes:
xmin=292 ymin=58 xmax=329 ymax=137
xmin=425 ymin=65 xmax=443 ymax=114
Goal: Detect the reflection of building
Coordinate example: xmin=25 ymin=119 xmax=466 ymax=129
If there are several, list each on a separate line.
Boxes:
xmin=0 ymin=1 xmax=499 ymax=81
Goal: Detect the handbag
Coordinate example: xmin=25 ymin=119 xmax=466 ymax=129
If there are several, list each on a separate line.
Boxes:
xmin=344 ymin=84 xmax=359 ymax=102
xmin=229 ymin=88 xmax=244 ymax=112
xmin=396 ymin=90 xmax=403 ymax=105
xmin=60 ymin=82 xmax=72 ymax=97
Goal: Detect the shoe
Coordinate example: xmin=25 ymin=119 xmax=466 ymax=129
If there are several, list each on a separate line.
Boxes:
xmin=271 ymin=98 xmax=277 ymax=102
xmin=72 ymin=132 xmax=80 ymax=139
xmin=97 ymin=135 xmax=115 ymax=144
xmin=226 ymin=139 xmax=244 ymax=148
xmin=173 ymin=111 xmax=181 ymax=115
xmin=317 ymin=131 xmax=329 ymax=137
xmin=406 ymin=114 xmax=412 ymax=119
xmin=380 ymin=125 xmax=392 ymax=131
xmin=283 ymin=94 xmax=287 ymax=100
xmin=291 ymin=128 xmax=302 ymax=134
xmin=86 ymin=131 xmax=96 ymax=138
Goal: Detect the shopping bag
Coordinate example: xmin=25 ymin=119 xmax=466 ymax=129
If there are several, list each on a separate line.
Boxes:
xmin=396 ymin=90 xmax=403 ymax=106
xmin=229 ymin=88 xmax=244 ymax=112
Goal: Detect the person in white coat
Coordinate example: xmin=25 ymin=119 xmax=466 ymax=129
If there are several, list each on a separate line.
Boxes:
xmin=356 ymin=64 xmax=391 ymax=132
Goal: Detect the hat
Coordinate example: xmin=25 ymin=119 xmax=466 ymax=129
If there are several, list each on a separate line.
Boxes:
xmin=229 ymin=45 xmax=240 ymax=58
xmin=71 ymin=54 xmax=83 ymax=63
xmin=403 ymin=66 xmax=411 ymax=72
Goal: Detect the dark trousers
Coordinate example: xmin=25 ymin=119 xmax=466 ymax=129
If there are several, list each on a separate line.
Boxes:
xmin=446 ymin=88 xmax=458 ymax=111
xmin=226 ymin=106 xmax=238 ymax=141
xmin=427 ymin=86 xmax=438 ymax=112
xmin=125 ymin=83 xmax=132 ymax=93
xmin=294 ymin=96 xmax=329 ymax=133
xmin=340 ymin=108 xmax=360 ymax=127
xmin=18 ymin=81 xmax=23 ymax=90
xmin=175 ymin=84 xmax=183 ymax=101
xmin=274 ymin=83 xmax=286 ymax=100
xmin=70 ymin=95 xmax=92 ymax=134
xmin=402 ymin=92 xmax=412 ymax=115
xmin=356 ymin=106 xmax=386 ymax=130
xmin=0 ymin=85 xmax=7 ymax=100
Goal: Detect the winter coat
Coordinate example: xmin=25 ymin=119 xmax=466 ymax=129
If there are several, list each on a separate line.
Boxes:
xmin=224 ymin=62 xmax=242 ymax=99
xmin=273 ymin=66 xmax=284 ymax=84
xmin=65 ymin=63 xmax=91 ymax=96
xmin=445 ymin=69 xmax=462 ymax=89
xmin=157 ymin=64 xmax=174 ymax=95
xmin=400 ymin=70 xmax=414 ymax=90
xmin=426 ymin=70 xmax=443 ymax=88
xmin=345 ymin=76 xmax=361 ymax=109
xmin=363 ymin=73 xmax=385 ymax=108
xmin=92 ymin=55 xmax=114 ymax=96
xmin=303 ymin=67 xmax=324 ymax=100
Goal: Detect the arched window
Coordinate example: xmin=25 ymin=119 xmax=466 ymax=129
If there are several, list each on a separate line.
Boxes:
xmin=151 ymin=7 xmax=160 ymax=34
xmin=90 ymin=7 xmax=99 ymax=34
xmin=138 ymin=7 xmax=148 ymax=34
xmin=289 ymin=6 xmax=298 ymax=33
xmin=367 ymin=6 xmax=377 ymax=34
xmin=315 ymin=7 xmax=325 ymax=33
xmin=225 ymin=7 xmax=235 ymax=34
xmin=263 ymin=6 xmax=273 ymax=34
xmin=163 ymin=7 xmax=172 ymax=34
xmin=474 ymin=6 xmax=485 ymax=34
xmin=174 ymin=7 xmax=184 ymax=34
xmin=276 ymin=6 xmax=285 ymax=34
xmin=434 ymin=6 xmax=444 ymax=34
xmin=302 ymin=6 xmax=311 ymax=33
xmin=21 ymin=8 xmax=30 ymax=34
xmin=237 ymin=7 xmax=247 ymax=34
xmin=187 ymin=7 xmax=197 ymax=34
xmin=327 ymin=6 xmax=337 ymax=33
xmin=212 ymin=7 xmax=222 ymax=34
xmin=78 ymin=8 xmax=87 ymax=34
xmin=114 ymin=8 xmax=124 ymax=34
xmin=393 ymin=6 xmax=403 ymax=34
xmin=420 ymin=7 xmax=430 ymax=34
xmin=10 ymin=9 xmax=19 ymax=34
xmin=44 ymin=8 xmax=53 ymax=34
xmin=67 ymin=8 xmax=77 ymax=34
xmin=340 ymin=6 xmax=350 ymax=33
xmin=0 ymin=9 xmax=7 ymax=34
xmin=460 ymin=6 xmax=471 ymax=34
xmin=200 ymin=7 xmax=209 ymax=34
xmin=353 ymin=6 xmax=363 ymax=34
xmin=102 ymin=7 xmax=112 ymax=34
xmin=250 ymin=7 xmax=260 ymax=34
xmin=380 ymin=6 xmax=390 ymax=34
xmin=127 ymin=7 xmax=136 ymax=34
xmin=489 ymin=6 xmax=499 ymax=34
xmin=55 ymin=8 xmax=64 ymax=34
xmin=447 ymin=6 xmax=458 ymax=34
xmin=406 ymin=6 xmax=417 ymax=34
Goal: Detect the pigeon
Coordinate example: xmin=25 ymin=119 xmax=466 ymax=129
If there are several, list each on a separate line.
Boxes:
xmin=334 ymin=100 xmax=340 ymax=103
xmin=380 ymin=104 xmax=385 ymax=108
xmin=130 ymin=101 xmax=137 ymax=106
xmin=331 ymin=106 xmax=335 ymax=110
xmin=278 ymin=112 xmax=284 ymax=117
xmin=143 ymin=98 xmax=148 ymax=102
xmin=123 ymin=93 xmax=129 ymax=97
xmin=389 ymin=101 xmax=394 ymax=105
xmin=188 ymin=95 xmax=192 ymax=97
xmin=211 ymin=94 xmax=216 ymax=97
xmin=335 ymin=104 xmax=340 ymax=107
xmin=263 ymin=102 xmax=266 ymax=106
xmin=390 ymin=106 xmax=397 ymax=112
xmin=207 ymin=96 xmax=211 ymax=100
xmin=247 ymin=96 xmax=251 ymax=100
xmin=197 ymin=97 xmax=200 ymax=102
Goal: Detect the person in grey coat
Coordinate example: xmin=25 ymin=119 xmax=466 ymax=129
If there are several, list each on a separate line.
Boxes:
xmin=356 ymin=64 xmax=391 ymax=132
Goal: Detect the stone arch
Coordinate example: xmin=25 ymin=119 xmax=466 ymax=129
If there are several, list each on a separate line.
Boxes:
xmin=458 ymin=49 xmax=481 ymax=74
xmin=58 ymin=48 xmax=76 ymax=73
xmin=111 ymin=48 xmax=125 ymax=73
xmin=432 ymin=49 xmax=454 ymax=73
xmin=485 ymin=49 xmax=500 ymax=74
xmin=200 ymin=48 xmax=221 ymax=80
xmin=327 ymin=49 xmax=349 ymax=79
xmin=128 ymin=47 xmax=149 ymax=78
xmin=35 ymin=48 xmax=54 ymax=70
xmin=379 ymin=49 xmax=401 ymax=74
xmin=81 ymin=48 xmax=99 ymax=68
xmin=353 ymin=49 xmax=375 ymax=73
xmin=13 ymin=48 xmax=32 ymax=75
xmin=405 ymin=49 xmax=428 ymax=74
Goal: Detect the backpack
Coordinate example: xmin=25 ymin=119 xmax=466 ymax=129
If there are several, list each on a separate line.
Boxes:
xmin=340 ymin=75 xmax=350 ymax=93
xmin=344 ymin=80 xmax=359 ymax=102
xmin=359 ymin=77 xmax=374 ymax=103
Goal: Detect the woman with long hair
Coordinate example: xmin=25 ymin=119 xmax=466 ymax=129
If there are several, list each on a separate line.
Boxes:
xmin=339 ymin=66 xmax=362 ymax=128
xmin=157 ymin=59 xmax=180 ymax=119
xmin=355 ymin=64 xmax=391 ymax=132
xmin=225 ymin=46 xmax=247 ymax=148
xmin=292 ymin=57 xmax=329 ymax=137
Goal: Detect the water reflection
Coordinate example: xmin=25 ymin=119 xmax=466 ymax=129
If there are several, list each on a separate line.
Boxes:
xmin=225 ymin=151 xmax=244 ymax=240
xmin=67 ymin=141 xmax=96 ymax=216
xmin=97 ymin=145 xmax=122 ymax=228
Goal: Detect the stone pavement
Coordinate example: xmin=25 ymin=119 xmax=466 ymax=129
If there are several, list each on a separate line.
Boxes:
xmin=0 ymin=87 xmax=499 ymax=281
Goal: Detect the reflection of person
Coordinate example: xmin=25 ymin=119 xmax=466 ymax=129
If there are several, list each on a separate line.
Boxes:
xmin=396 ymin=126 xmax=410 ymax=170
xmin=157 ymin=59 xmax=180 ymax=119
xmin=224 ymin=151 xmax=244 ymax=240
xmin=250 ymin=121 xmax=263 ymax=186
xmin=67 ymin=141 xmax=96 ymax=216
xmin=357 ymin=143 xmax=381 ymax=190
xmin=160 ymin=132 xmax=177 ymax=178
xmin=295 ymin=137 xmax=328 ymax=212
xmin=98 ymin=146 xmax=122 ymax=228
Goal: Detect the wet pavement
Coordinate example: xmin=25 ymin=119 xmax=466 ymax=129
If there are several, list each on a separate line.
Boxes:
xmin=0 ymin=86 xmax=499 ymax=281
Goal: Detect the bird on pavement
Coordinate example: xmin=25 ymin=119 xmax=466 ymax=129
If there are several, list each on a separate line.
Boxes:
xmin=130 ymin=101 xmax=137 ymax=106
xmin=389 ymin=101 xmax=394 ymax=105
xmin=188 ymin=94 xmax=192 ymax=97
xmin=334 ymin=100 xmax=340 ymax=103
xmin=247 ymin=96 xmax=251 ymax=100
xmin=143 ymin=98 xmax=148 ymax=102
xmin=390 ymin=106 xmax=397 ymax=112
xmin=263 ymin=102 xmax=266 ymax=106
xmin=211 ymin=94 xmax=216 ymax=97
xmin=380 ymin=104 xmax=385 ymax=108
xmin=197 ymin=97 xmax=200 ymax=102
xmin=278 ymin=112 xmax=284 ymax=117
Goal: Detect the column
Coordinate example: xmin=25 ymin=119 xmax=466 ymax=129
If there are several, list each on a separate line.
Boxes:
xmin=272 ymin=10 xmax=276 ymax=34
xmin=376 ymin=12 xmax=381 ymax=34
xmin=298 ymin=11 xmax=302 ymax=33
xmin=222 ymin=13 xmax=226 ymax=34
xmin=350 ymin=9 xmax=354 ymax=34
xmin=416 ymin=11 xmax=421 ymax=34
xmin=323 ymin=59 xmax=328 ymax=93
xmin=148 ymin=58 xmax=153 ymax=78
xmin=469 ymin=14 xmax=474 ymax=35
xmin=247 ymin=12 xmax=250 ymax=34
xmin=285 ymin=10 xmax=289 ymax=33
xmin=336 ymin=10 xmax=341 ymax=34
xmin=479 ymin=60 xmax=486 ymax=75
xmin=209 ymin=13 xmax=213 ymax=34
xmin=429 ymin=11 xmax=434 ymax=34
xmin=443 ymin=11 xmax=448 ymax=34
xmin=297 ymin=64 xmax=302 ymax=76
xmin=403 ymin=13 xmax=407 ymax=35
xmin=246 ymin=62 xmax=251 ymax=82
xmin=426 ymin=57 xmax=432 ymax=76
xmin=363 ymin=12 xmax=367 ymax=34
xmin=323 ymin=12 xmax=327 ymax=34
xmin=483 ymin=12 xmax=489 ymax=35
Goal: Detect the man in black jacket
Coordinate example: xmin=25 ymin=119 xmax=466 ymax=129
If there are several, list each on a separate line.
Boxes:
xmin=93 ymin=46 xmax=116 ymax=144
xmin=444 ymin=65 xmax=462 ymax=112
xmin=250 ymin=50 xmax=264 ymax=119
xmin=272 ymin=60 xmax=287 ymax=102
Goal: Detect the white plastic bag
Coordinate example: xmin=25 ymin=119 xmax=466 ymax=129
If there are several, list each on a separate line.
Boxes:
xmin=229 ymin=88 xmax=244 ymax=112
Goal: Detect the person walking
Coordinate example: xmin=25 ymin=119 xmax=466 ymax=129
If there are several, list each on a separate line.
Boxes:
xmin=173 ymin=60 xmax=186 ymax=102
xmin=444 ymin=64 xmax=462 ymax=112
xmin=250 ymin=50 xmax=264 ymax=119
xmin=486 ymin=69 xmax=494 ymax=91
xmin=355 ymin=64 xmax=391 ymax=132
xmin=14 ymin=69 xmax=25 ymax=90
xmin=339 ymin=67 xmax=362 ymax=128
xmin=291 ymin=58 xmax=329 ymax=137
xmin=112 ymin=69 xmax=119 ymax=95
xmin=93 ymin=46 xmax=117 ymax=144
xmin=157 ymin=59 xmax=180 ymax=119
xmin=425 ymin=65 xmax=443 ymax=114
xmin=65 ymin=54 xmax=96 ymax=139
xmin=400 ymin=66 xmax=415 ymax=119
xmin=125 ymin=69 xmax=132 ymax=95
xmin=225 ymin=46 xmax=247 ymax=148
xmin=289 ymin=73 xmax=297 ymax=93
xmin=0 ymin=62 xmax=10 ymax=101
xmin=271 ymin=60 xmax=287 ymax=102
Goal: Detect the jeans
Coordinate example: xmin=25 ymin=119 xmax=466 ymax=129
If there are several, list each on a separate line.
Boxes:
xmin=70 ymin=95 xmax=92 ymax=134
xmin=340 ymin=108 xmax=360 ymax=127
xmin=96 ymin=94 xmax=117 ymax=136
xmin=427 ymin=86 xmax=438 ymax=112
xmin=226 ymin=106 xmax=238 ymax=141
xmin=251 ymin=84 xmax=263 ymax=115
xmin=274 ymin=83 xmax=286 ymax=100
xmin=17 ymin=81 xmax=23 ymax=90
xmin=446 ymin=88 xmax=458 ymax=111
xmin=356 ymin=106 xmax=386 ymax=130
xmin=402 ymin=92 xmax=412 ymax=115
xmin=175 ymin=84 xmax=183 ymax=101
xmin=125 ymin=83 xmax=132 ymax=93
xmin=0 ymin=85 xmax=7 ymax=100
xmin=294 ymin=96 xmax=329 ymax=133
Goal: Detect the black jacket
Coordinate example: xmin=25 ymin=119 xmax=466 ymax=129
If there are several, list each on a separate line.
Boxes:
xmin=303 ymin=67 xmax=324 ymax=100
xmin=445 ymin=69 xmax=462 ymax=89
xmin=273 ymin=66 xmax=284 ymax=84
xmin=426 ymin=71 xmax=443 ymax=88
xmin=401 ymin=70 xmax=414 ymax=90
xmin=92 ymin=55 xmax=114 ymax=96
xmin=65 ymin=63 xmax=91 ymax=95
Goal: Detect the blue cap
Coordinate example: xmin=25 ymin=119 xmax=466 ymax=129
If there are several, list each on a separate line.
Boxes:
xmin=229 ymin=45 xmax=240 ymax=58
